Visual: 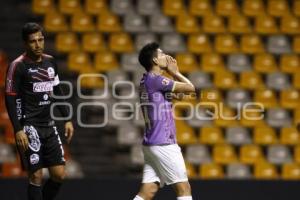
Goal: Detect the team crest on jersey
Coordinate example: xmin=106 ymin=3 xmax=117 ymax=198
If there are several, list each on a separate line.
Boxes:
xmin=47 ymin=67 xmax=55 ymax=79
xmin=162 ymin=78 xmax=170 ymax=86
xmin=30 ymin=154 xmax=39 ymax=165
xmin=24 ymin=126 xmax=41 ymax=152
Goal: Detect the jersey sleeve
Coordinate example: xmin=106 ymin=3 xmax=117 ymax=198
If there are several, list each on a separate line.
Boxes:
xmin=152 ymin=75 xmax=175 ymax=93
xmin=51 ymin=58 xmax=60 ymax=86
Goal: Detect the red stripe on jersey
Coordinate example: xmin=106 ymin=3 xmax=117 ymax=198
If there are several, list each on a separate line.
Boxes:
xmin=6 ymin=55 xmax=25 ymax=93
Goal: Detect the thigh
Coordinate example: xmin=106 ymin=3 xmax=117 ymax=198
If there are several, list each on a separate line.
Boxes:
xmin=142 ymin=148 xmax=161 ymax=185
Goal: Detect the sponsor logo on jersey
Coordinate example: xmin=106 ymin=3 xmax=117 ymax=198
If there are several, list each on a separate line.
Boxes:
xmin=43 ymin=94 xmax=49 ymax=100
xmin=33 ymin=81 xmax=54 ymax=92
xmin=16 ymin=99 xmax=22 ymax=120
xmin=162 ymin=78 xmax=170 ymax=86
xmin=39 ymin=101 xmax=51 ymax=106
xmin=30 ymin=154 xmax=39 ymax=165
xmin=28 ymin=68 xmax=38 ymax=73
xmin=47 ymin=67 xmax=55 ymax=79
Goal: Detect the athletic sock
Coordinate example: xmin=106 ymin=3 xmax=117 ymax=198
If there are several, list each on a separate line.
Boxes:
xmin=133 ymin=195 xmax=144 ymax=200
xmin=177 ymin=196 xmax=193 ymax=200
xmin=28 ymin=183 xmax=43 ymax=200
xmin=42 ymin=179 xmax=62 ymax=200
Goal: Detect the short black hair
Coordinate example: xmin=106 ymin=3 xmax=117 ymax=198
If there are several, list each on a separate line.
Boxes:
xmin=22 ymin=22 xmax=44 ymax=41
xmin=138 ymin=42 xmax=159 ymax=71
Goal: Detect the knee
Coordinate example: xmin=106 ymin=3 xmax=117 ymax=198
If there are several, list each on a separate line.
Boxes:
xmin=175 ymin=182 xmax=191 ymax=196
xmin=29 ymin=170 xmax=43 ymax=185
xmin=139 ymin=183 xmax=159 ymax=200
xmin=50 ymin=169 xmax=66 ymax=183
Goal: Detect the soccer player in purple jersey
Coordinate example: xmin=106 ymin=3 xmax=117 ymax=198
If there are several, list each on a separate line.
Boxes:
xmin=134 ymin=42 xmax=195 ymax=200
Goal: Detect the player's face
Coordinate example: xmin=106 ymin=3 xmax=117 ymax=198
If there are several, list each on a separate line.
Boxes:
xmin=25 ymin=31 xmax=44 ymax=57
xmin=154 ymin=49 xmax=168 ymax=69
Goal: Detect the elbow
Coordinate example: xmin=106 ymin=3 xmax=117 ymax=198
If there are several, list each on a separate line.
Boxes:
xmin=188 ymin=84 xmax=196 ymax=93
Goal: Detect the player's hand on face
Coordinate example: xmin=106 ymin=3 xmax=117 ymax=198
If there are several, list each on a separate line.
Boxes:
xmin=15 ymin=130 xmax=29 ymax=152
xmin=64 ymin=121 xmax=74 ymax=144
xmin=166 ymin=55 xmax=179 ymax=75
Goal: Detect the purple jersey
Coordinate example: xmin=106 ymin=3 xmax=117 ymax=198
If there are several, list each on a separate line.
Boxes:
xmin=139 ymin=72 xmax=176 ymax=145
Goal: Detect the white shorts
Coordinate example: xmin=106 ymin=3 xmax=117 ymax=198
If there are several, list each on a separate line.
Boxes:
xmin=142 ymin=144 xmax=188 ymax=187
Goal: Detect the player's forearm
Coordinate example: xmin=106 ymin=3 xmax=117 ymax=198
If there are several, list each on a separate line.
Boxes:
xmin=171 ymin=72 xmax=194 ymax=87
xmin=5 ymin=95 xmax=23 ymax=133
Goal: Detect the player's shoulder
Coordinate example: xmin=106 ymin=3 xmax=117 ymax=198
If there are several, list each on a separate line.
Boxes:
xmin=42 ymin=53 xmax=55 ymax=61
xmin=9 ymin=54 xmax=26 ymax=68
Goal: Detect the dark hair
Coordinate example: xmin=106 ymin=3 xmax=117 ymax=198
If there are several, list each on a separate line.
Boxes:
xmin=22 ymin=22 xmax=44 ymax=41
xmin=138 ymin=42 xmax=159 ymax=71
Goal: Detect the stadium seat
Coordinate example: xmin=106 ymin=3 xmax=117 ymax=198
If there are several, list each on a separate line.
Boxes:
xmin=124 ymin=12 xmax=148 ymax=33
xmin=189 ymin=0 xmax=213 ymax=16
xmin=227 ymin=54 xmax=252 ymax=73
xmin=225 ymin=127 xmax=252 ymax=145
xmin=253 ymin=126 xmax=277 ymax=145
xmin=216 ymin=0 xmax=239 ymax=16
xmin=214 ymin=70 xmax=237 ymax=89
xmin=293 ymin=36 xmax=300 ymax=53
xmin=215 ymin=34 xmax=239 ymax=54
xmin=161 ymin=33 xmax=186 ymax=53
xmin=241 ymin=34 xmax=265 ymax=54
xmin=59 ymin=0 xmax=81 ymax=15
xmin=109 ymin=32 xmax=133 ymax=53
xmin=282 ymin=163 xmax=300 ymax=180
xmin=253 ymin=53 xmax=278 ymax=73
xmin=71 ymin=11 xmax=95 ymax=32
xmin=293 ymin=71 xmax=300 ymax=89
xmin=176 ymin=14 xmax=200 ymax=34
xmin=240 ymin=106 xmax=266 ymax=127
xmin=149 ymin=13 xmax=174 ymax=33
xmin=121 ymin=53 xmax=141 ymax=72
xmin=201 ymin=53 xmax=225 ymax=72
xmin=137 ymin=0 xmax=160 ymax=16
xmin=107 ymin=70 xmax=129 ymax=86
xmin=213 ymin=144 xmax=237 ymax=164
xmin=200 ymin=88 xmax=223 ymax=106
xmin=199 ymin=127 xmax=224 ymax=145
xmin=240 ymin=145 xmax=264 ymax=164
xmin=82 ymin=33 xmax=106 ymax=53
xmin=185 ymin=162 xmax=198 ymax=178
xmin=0 ymin=143 xmax=16 ymax=163
xmin=266 ymin=108 xmax=292 ymax=128
xmin=187 ymin=72 xmax=212 ymax=89
xmin=44 ymin=11 xmax=68 ymax=32
xmin=176 ymin=120 xmax=197 ymax=145
xmin=227 ymin=163 xmax=252 ymax=179
xmin=267 ymin=0 xmax=290 ymax=17
xmin=85 ymin=0 xmax=108 ymax=15
xmin=254 ymin=161 xmax=278 ymax=179
xmin=280 ymin=15 xmax=300 ymax=34
xmin=163 ymin=0 xmax=185 ymax=16
xmin=55 ymin=32 xmax=79 ymax=53
xmin=294 ymin=146 xmax=300 ymax=163
xmin=111 ymin=0 xmax=133 ymax=15
xmin=266 ymin=72 xmax=291 ymax=90
xmin=280 ymin=54 xmax=300 ymax=73
xmin=94 ymin=52 xmax=119 ymax=72
xmin=215 ymin=106 xmax=239 ymax=127
xmin=68 ymin=52 xmax=92 ymax=72
xmin=294 ymin=108 xmax=300 ymax=125
xmin=243 ymin=0 xmax=266 ymax=17
xmin=188 ymin=34 xmax=212 ymax=54
xmin=117 ymin=124 xmax=141 ymax=145
xmin=32 ymin=0 xmax=55 ymax=15
xmin=203 ymin=15 xmax=226 ymax=34
xmin=267 ymin=145 xmax=292 ymax=164
xmin=175 ymin=53 xmax=198 ymax=73
xmin=267 ymin=35 xmax=291 ymax=54
xmin=200 ymin=163 xmax=224 ymax=179
xmin=130 ymin=145 xmax=144 ymax=165
xmin=254 ymin=89 xmax=278 ymax=108
xmin=294 ymin=0 xmax=300 ymax=16
xmin=185 ymin=145 xmax=211 ymax=164
xmin=280 ymin=89 xmax=300 ymax=109
xmin=189 ymin=107 xmax=214 ymax=128
xmin=228 ymin=14 xmax=252 ymax=34
xmin=240 ymin=71 xmax=265 ymax=90
xmin=97 ymin=12 xmax=122 ymax=32
xmin=226 ymin=89 xmax=251 ymax=109
xmin=65 ymin=159 xmax=84 ymax=178
xmin=135 ymin=33 xmax=158 ymax=51
xmin=280 ymin=127 xmax=300 ymax=145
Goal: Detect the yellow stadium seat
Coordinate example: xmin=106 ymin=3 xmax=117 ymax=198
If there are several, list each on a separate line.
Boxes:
xmin=294 ymin=146 xmax=300 ymax=163
xmin=243 ymin=0 xmax=266 ymax=17
xmin=200 ymin=88 xmax=223 ymax=106
xmin=97 ymin=12 xmax=122 ymax=33
xmin=189 ymin=0 xmax=212 ymax=16
xmin=241 ymin=34 xmax=265 ymax=54
xmin=240 ymin=72 xmax=265 ymax=90
xmin=280 ymin=127 xmax=300 ymax=145
xmin=280 ymin=15 xmax=300 ymax=34
xmin=82 ymin=33 xmax=106 ymax=53
xmin=267 ymin=0 xmax=290 ymax=17
xmin=240 ymin=105 xmax=266 ymax=127
xmin=228 ymin=14 xmax=252 ymax=34
xmin=59 ymin=0 xmax=81 ymax=15
xmin=80 ymin=74 xmax=104 ymax=88
xmin=203 ymin=15 xmax=226 ymax=34
xmin=254 ymin=89 xmax=278 ymax=108
xmin=68 ymin=52 xmax=92 ymax=72
xmin=282 ymin=163 xmax=300 ymax=180
xmin=293 ymin=36 xmax=300 ymax=53
xmin=188 ymin=34 xmax=212 ymax=54
xmin=200 ymin=127 xmax=224 ymax=144
xmin=280 ymin=54 xmax=300 ymax=73
xmin=163 ymin=0 xmax=185 ymax=16
xmin=109 ymin=32 xmax=133 ymax=53
xmin=213 ymin=144 xmax=237 ymax=164
xmin=293 ymin=70 xmax=300 ymax=89
xmin=176 ymin=14 xmax=200 ymax=34
xmin=175 ymin=53 xmax=199 ymax=73
xmin=201 ymin=53 xmax=225 ymax=73
xmin=253 ymin=53 xmax=278 ymax=73
xmin=94 ymin=52 xmax=118 ymax=72
xmin=294 ymin=108 xmax=300 ymax=125
xmin=71 ymin=11 xmax=95 ymax=32
xmin=215 ymin=34 xmax=238 ymax=54
xmin=32 ymin=0 xmax=55 ymax=15
xmin=255 ymin=15 xmax=278 ymax=34
xmin=200 ymin=163 xmax=224 ymax=179
xmin=216 ymin=0 xmax=239 ymax=16
xmin=215 ymin=106 xmax=239 ymax=127
xmin=254 ymin=162 xmax=278 ymax=179
xmin=240 ymin=145 xmax=265 ymax=164
xmin=85 ymin=0 xmax=108 ymax=15
xmin=294 ymin=0 xmax=300 ymax=16
xmin=214 ymin=70 xmax=237 ymax=89
xmin=44 ymin=11 xmax=68 ymax=32
xmin=185 ymin=162 xmax=198 ymax=178
xmin=55 ymin=32 xmax=79 ymax=53
xmin=176 ymin=120 xmax=197 ymax=145
xmin=280 ymin=89 xmax=300 ymax=109
xmin=254 ymin=126 xmax=278 ymax=145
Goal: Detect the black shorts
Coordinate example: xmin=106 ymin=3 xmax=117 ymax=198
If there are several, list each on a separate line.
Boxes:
xmin=18 ymin=124 xmax=65 ymax=173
